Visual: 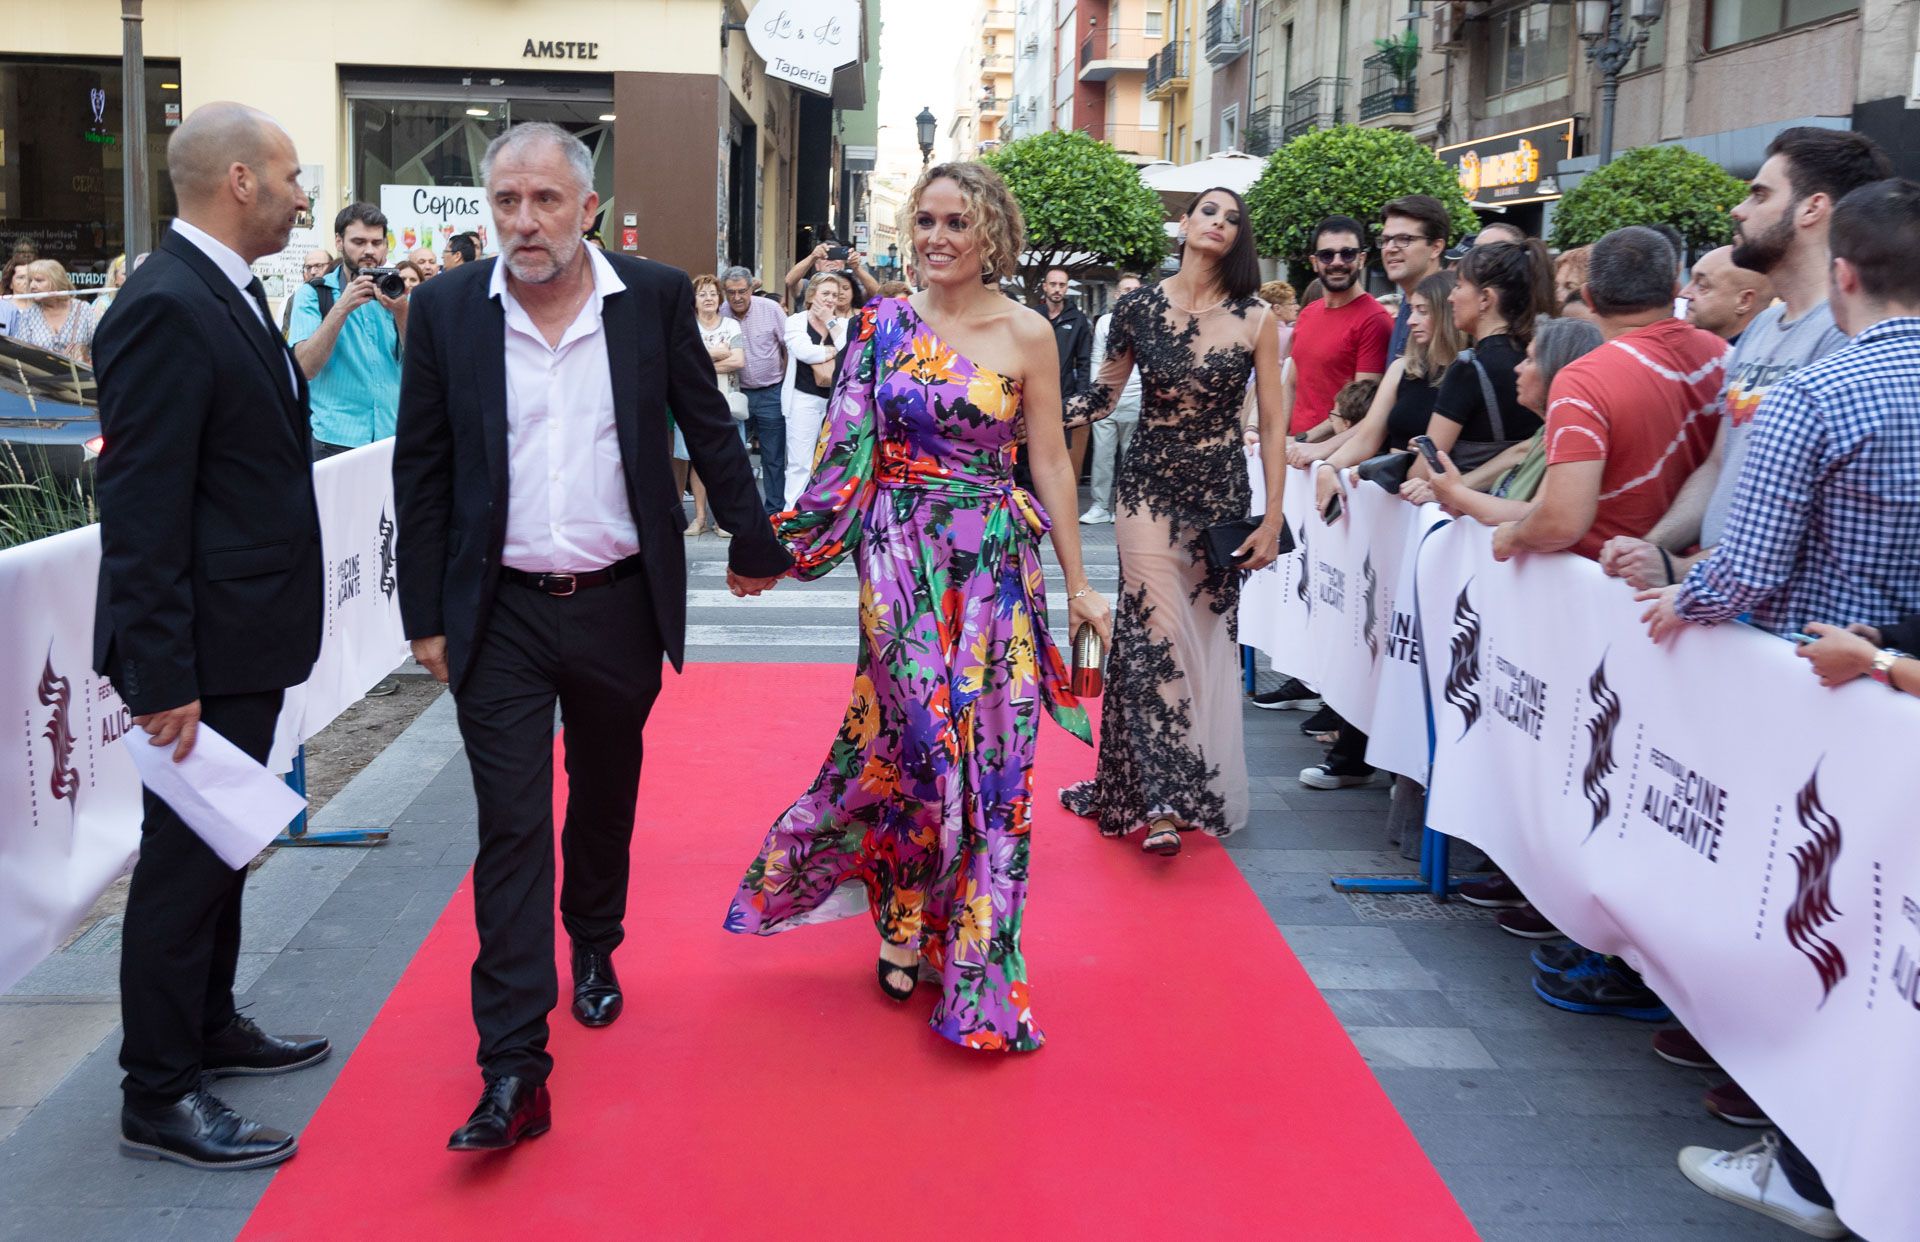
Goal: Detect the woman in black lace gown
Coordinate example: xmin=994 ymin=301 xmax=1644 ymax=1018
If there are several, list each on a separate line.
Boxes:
xmin=1060 ymin=188 xmax=1289 ymax=855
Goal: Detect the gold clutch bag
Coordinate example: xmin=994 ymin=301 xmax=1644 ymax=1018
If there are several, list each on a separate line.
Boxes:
xmin=1070 ymin=622 xmax=1105 ymax=698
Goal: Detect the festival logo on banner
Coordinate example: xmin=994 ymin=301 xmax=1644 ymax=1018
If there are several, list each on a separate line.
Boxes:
xmin=1785 ymin=766 xmax=1848 ymax=1007
xmin=1442 ymin=582 xmax=1483 ymax=739
xmin=1637 ymin=742 xmax=1728 ymax=862
xmin=1296 ymin=523 xmax=1312 ymax=616
xmin=1581 ymin=656 xmax=1622 ymax=839
xmin=1361 ymin=552 xmax=1379 ymax=662
xmin=35 ymin=645 xmax=80 ymax=822
xmin=1891 ymin=891 xmax=1920 ymax=1013
xmin=378 ymin=506 xmax=398 ymax=604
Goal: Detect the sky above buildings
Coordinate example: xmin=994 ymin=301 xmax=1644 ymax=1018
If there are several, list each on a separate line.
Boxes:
xmin=876 ymin=0 xmax=970 ymax=179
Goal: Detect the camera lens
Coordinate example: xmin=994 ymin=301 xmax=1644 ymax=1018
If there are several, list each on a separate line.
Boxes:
xmin=375 ymin=271 xmax=407 ymax=299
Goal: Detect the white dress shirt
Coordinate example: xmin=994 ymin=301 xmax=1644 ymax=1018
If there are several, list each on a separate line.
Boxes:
xmin=493 ymin=246 xmax=641 ymax=573
xmin=172 ymin=218 xmax=298 ymax=393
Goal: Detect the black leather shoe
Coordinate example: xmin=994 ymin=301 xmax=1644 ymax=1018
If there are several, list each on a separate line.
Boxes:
xmin=571 ymin=943 xmax=623 ymax=1028
xmin=202 ymin=1013 xmax=331 ymax=1078
xmin=121 ymin=1089 xmax=297 ymax=1170
xmin=447 ymin=1076 xmax=551 ymax=1152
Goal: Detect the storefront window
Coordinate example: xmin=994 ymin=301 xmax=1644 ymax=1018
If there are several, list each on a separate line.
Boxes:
xmin=1484 ymin=3 xmax=1572 ymax=117
xmin=0 ymin=56 xmax=180 ymax=288
xmin=1708 ymin=0 xmax=1856 ymax=51
xmin=346 ymin=73 xmax=616 ymax=249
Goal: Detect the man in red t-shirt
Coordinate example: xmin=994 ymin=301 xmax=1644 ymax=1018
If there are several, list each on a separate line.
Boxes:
xmin=1282 ymin=215 xmax=1393 ymax=437
xmin=1491 ymin=227 xmax=1726 ymax=563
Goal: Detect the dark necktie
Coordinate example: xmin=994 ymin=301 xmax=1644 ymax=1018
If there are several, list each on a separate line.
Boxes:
xmin=245 ymin=277 xmax=295 ymax=393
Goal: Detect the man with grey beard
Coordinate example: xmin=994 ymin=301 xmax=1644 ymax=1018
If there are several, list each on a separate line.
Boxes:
xmin=393 ymin=122 xmax=791 ymax=1152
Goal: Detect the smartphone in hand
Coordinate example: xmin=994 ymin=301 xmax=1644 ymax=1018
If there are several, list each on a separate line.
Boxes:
xmin=1412 ymin=435 xmax=1445 ymax=473
xmin=1321 ymin=492 xmax=1343 ymax=523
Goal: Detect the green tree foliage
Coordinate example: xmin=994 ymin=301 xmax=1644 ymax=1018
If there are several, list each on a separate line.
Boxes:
xmin=1246 ymin=125 xmax=1477 ymax=272
xmin=983 ymin=129 xmax=1167 ymax=299
xmin=1549 ymin=145 xmax=1747 ymax=251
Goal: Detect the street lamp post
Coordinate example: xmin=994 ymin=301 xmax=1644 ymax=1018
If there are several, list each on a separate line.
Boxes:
xmin=915 ymin=107 xmax=937 ymax=167
xmin=1578 ymin=0 xmax=1664 ymax=166
xmin=121 ymin=0 xmax=150 ymax=261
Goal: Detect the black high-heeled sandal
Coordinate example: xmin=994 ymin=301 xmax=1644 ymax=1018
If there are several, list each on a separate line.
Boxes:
xmin=1142 ymin=820 xmax=1184 ymax=856
xmin=876 ymin=954 xmax=919 ymax=1001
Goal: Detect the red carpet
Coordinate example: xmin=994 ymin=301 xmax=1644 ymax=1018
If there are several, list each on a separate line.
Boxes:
xmin=242 ymin=664 xmax=1474 ymax=1241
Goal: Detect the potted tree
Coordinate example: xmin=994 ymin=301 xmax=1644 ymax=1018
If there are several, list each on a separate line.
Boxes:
xmin=1373 ymin=30 xmax=1420 ymax=113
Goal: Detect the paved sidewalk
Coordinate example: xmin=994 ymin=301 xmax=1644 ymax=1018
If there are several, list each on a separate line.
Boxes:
xmin=0 ymin=518 xmax=1813 ymax=1240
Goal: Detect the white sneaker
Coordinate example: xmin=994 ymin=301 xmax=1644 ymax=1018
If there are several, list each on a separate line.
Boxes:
xmin=1080 ymin=506 xmax=1113 ymax=525
xmin=1298 ymin=763 xmax=1376 ymax=790
xmin=1677 ymin=1136 xmax=1848 ymax=1239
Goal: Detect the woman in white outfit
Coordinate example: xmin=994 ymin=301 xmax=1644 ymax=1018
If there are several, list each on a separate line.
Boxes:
xmin=779 ymin=274 xmax=848 ymax=508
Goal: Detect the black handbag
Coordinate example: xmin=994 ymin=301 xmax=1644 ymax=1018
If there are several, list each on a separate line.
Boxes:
xmin=1202 ymin=515 xmax=1294 ymax=572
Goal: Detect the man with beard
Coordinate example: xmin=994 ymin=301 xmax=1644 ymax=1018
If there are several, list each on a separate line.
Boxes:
xmin=1281 ymin=216 xmax=1392 ymax=439
xmin=1600 ymin=128 xmax=1890 ymax=590
xmin=393 ymin=122 xmax=789 ymax=1151
xmin=290 ymin=201 xmax=405 ymax=458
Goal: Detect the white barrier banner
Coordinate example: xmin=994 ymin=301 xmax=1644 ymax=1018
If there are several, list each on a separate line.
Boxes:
xmin=0 ymin=443 xmax=407 ymax=993
xmin=1241 ymin=464 xmax=1443 ymax=781
xmin=0 ymin=526 xmax=142 ymax=991
xmin=1416 ymin=517 xmax=1920 ymax=1242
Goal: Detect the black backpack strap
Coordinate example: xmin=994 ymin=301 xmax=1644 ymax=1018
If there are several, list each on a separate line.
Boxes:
xmin=307 ymin=275 xmax=334 ymax=318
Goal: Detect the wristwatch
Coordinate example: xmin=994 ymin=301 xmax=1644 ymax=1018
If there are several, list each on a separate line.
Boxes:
xmin=1869 ymin=648 xmax=1906 ymax=687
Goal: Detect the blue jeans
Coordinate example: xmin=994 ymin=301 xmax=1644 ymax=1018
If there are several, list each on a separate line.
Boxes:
xmin=744 ymin=385 xmax=785 ymax=514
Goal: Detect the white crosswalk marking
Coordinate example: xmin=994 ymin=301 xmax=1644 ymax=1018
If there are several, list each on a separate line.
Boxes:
xmin=681 ymin=505 xmax=1120 ymax=662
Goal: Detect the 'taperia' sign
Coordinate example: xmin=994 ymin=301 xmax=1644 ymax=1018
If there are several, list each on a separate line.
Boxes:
xmin=1437 ymin=118 xmax=1577 ymax=207
xmin=747 ymin=1 xmax=861 ymax=97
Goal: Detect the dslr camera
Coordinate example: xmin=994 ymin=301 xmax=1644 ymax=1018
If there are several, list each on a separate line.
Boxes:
xmin=361 ymin=266 xmax=409 ymax=299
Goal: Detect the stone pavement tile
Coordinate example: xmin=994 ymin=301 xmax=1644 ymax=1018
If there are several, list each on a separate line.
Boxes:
xmin=1473 ymin=1227 xmax=1796 ymax=1242
xmin=1369 ymin=1066 xmax=1537 ymax=1116
xmin=1444 ymin=985 xmax=1581 ymax=1031
xmin=165 ymin=1206 xmax=257 ymax=1241
xmin=1434 ymin=1162 xmax=1620 ymax=1229
xmin=1294 ymin=954 xmax=1437 ymax=990
xmin=0 ymin=1106 xmax=25 ymax=1144
xmin=1275 ymin=924 xmax=1409 ymax=957
xmin=1476 ymin=1020 xmax=1692 ymax=1071
xmin=1230 ymin=847 xmax=1413 ymax=876
xmin=1409 ymin=947 xmax=1539 ymax=992
xmin=1583 ymin=1161 xmax=1811 ymax=1235
xmin=0 ymin=999 xmax=121 ymax=1105
xmin=1395 ymin=921 xmax=1540 ymax=960
xmin=1250 ymin=889 xmax=1364 ymax=928
xmin=0 ymin=1205 xmax=188 ymax=1242
xmin=1319 ymin=987 xmax=1467 ymax=1029
xmin=1506 ymin=1068 xmax=1712 ymax=1118
xmin=1403 ymin=1112 xmax=1722 ymax=1170
xmin=1349 ymin=1025 xmax=1499 ymax=1070
xmin=236 ymin=849 xmax=367 ymax=955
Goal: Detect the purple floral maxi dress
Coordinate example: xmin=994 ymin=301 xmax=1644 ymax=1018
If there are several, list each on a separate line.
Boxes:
xmin=724 ymin=297 xmax=1091 ymax=1052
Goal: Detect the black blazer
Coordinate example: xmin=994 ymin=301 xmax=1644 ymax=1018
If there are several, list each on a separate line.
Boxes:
xmin=393 ymin=254 xmax=791 ymax=691
xmin=91 ymin=229 xmax=324 ymax=715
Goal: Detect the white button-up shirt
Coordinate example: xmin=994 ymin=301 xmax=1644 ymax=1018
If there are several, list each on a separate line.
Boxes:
xmin=493 ymin=247 xmax=641 ymax=573
xmin=172 ymin=217 xmax=298 ymax=394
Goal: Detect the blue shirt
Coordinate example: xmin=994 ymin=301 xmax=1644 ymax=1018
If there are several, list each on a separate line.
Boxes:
xmin=1387 ymin=297 xmax=1413 ymax=362
xmin=1676 ymin=317 xmax=1920 ymax=633
xmin=288 ymin=265 xmax=401 ymax=448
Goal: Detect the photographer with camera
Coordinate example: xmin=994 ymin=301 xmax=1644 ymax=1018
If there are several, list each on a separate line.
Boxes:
xmin=780 ymin=237 xmax=879 ymax=311
xmin=290 ymin=202 xmax=406 ymax=459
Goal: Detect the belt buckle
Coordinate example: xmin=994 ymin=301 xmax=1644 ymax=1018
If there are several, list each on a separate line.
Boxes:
xmin=545 ymin=573 xmax=577 ymax=597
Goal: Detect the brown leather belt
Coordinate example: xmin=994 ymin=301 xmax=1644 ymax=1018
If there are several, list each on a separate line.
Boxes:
xmin=500 ymin=553 xmax=644 ymax=597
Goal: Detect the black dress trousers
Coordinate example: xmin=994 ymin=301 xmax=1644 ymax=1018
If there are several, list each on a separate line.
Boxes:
xmin=119 ymin=688 xmax=285 ymax=1107
xmin=452 ymin=570 xmax=664 ymax=1086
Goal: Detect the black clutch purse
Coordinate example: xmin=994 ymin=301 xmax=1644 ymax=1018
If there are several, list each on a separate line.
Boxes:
xmin=1202 ymin=515 xmax=1294 ymax=572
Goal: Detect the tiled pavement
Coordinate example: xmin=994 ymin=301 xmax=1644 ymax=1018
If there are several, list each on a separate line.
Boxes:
xmin=0 ymin=509 xmax=1813 ymax=1240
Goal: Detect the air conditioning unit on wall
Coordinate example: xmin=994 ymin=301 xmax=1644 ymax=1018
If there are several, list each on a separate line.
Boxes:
xmin=1431 ymin=2 xmax=1468 ymax=51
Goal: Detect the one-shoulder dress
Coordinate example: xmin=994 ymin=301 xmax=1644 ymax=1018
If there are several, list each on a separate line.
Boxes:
xmin=724 ymin=296 xmax=1089 ymax=1052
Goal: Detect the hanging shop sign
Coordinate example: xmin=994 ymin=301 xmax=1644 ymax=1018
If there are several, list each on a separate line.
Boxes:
xmin=1437 ymin=118 xmax=1577 ymax=207
xmin=747 ymin=0 xmax=860 ymax=97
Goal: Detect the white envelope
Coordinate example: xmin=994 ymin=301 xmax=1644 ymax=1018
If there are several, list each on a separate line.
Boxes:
xmin=121 ymin=723 xmax=309 ymax=870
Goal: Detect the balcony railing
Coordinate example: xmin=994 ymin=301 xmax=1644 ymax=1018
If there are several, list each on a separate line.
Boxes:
xmin=1206 ymin=1 xmax=1250 ymax=65
xmin=985 ymin=7 xmax=1016 ymax=31
xmin=1244 ymin=104 xmax=1287 ymax=156
xmin=1283 ymin=76 xmax=1348 ymax=141
xmin=1080 ymin=27 xmax=1155 ymax=80
xmin=979 ymin=91 xmax=1006 ymax=117
xmin=980 ymin=51 xmax=1013 ymax=75
xmin=1359 ymin=52 xmax=1418 ymax=121
xmin=1145 ymin=38 xmax=1190 ymax=98
xmin=1098 ymin=121 xmax=1165 ymax=158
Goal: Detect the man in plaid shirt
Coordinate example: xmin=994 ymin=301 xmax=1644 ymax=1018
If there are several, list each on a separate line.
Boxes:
xmin=1641 ymin=178 xmax=1920 ymax=641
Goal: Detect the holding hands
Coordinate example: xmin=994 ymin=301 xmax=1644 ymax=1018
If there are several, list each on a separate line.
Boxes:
xmin=728 ymin=569 xmax=781 ymax=598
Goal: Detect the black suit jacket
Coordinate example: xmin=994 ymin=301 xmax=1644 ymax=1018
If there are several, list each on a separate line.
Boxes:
xmin=92 ymin=230 xmax=324 ymax=715
xmin=1049 ymin=304 xmax=1094 ymax=400
xmin=393 ymin=254 xmax=791 ymax=691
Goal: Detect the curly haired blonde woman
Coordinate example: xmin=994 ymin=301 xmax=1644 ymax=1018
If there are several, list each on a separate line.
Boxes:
xmin=725 ymin=161 xmax=1111 ymax=1051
